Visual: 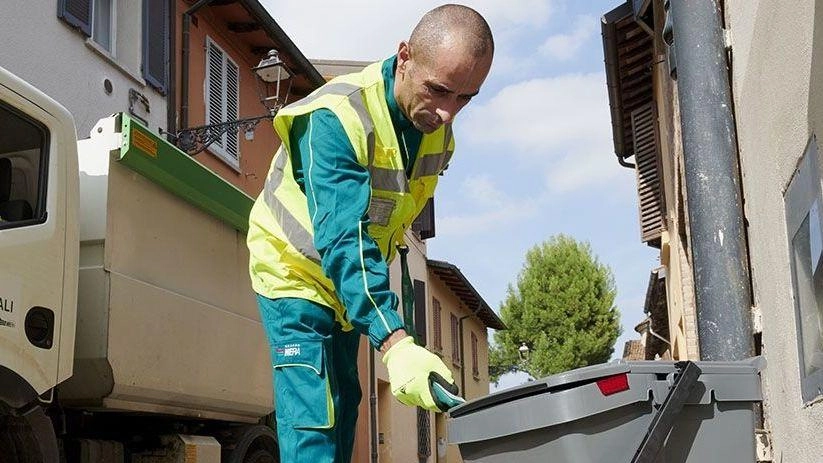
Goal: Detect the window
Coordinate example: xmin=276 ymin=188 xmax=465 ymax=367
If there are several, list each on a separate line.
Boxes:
xmin=58 ymin=0 xmax=169 ymax=93
xmin=471 ymin=331 xmax=479 ymax=378
xmin=413 ymin=280 xmax=427 ymax=346
xmin=0 ymin=101 xmax=49 ymax=228
xmin=450 ymin=314 xmax=460 ymax=365
xmin=92 ymin=0 xmax=114 ymax=53
xmin=58 ymin=0 xmax=115 ymax=53
xmin=412 ymin=198 xmax=436 ymax=240
xmin=432 ymin=298 xmax=442 ymax=351
xmin=786 ymin=136 xmax=823 ymax=403
xmin=205 ymin=38 xmax=241 ymax=170
xmin=142 ymin=0 xmax=169 ymax=93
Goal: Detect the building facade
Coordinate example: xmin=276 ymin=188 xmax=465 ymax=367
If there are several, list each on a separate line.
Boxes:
xmin=603 ymin=1 xmax=823 ymax=460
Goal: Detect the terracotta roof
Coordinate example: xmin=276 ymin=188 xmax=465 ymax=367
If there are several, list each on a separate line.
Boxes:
xmin=427 ymin=260 xmax=506 ymax=330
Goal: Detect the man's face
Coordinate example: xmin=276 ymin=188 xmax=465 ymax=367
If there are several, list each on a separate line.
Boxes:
xmin=394 ymin=40 xmax=492 ymax=134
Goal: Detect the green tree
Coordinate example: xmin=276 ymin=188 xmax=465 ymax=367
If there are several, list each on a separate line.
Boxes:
xmin=489 ymin=235 xmax=621 ymax=382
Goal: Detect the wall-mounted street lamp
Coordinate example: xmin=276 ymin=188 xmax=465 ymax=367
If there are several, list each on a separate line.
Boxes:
xmin=518 ymin=342 xmax=530 ymax=361
xmin=172 ymin=49 xmax=292 ymax=155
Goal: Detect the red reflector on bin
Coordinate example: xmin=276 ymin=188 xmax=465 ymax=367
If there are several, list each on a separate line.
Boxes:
xmin=596 ymin=374 xmax=629 ymax=396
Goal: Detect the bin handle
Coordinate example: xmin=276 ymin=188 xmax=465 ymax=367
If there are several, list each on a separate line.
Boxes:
xmin=631 ymin=361 xmax=702 ymax=463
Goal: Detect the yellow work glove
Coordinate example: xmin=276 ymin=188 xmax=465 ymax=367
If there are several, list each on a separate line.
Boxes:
xmin=382 ymin=336 xmax=458 ymax=412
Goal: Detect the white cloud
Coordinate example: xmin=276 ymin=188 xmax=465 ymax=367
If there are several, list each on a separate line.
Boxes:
xmin=539 ymin=15 xmax=599 ymax=61
xmin=261 ymin=0 xmax=554 ymax=60
xmin=457 ymin=72 xmax=624 ymax=194
xmin=436 ymin=174 xmax=539 ymax=237
xmin=461 ymin=72 xmax=610 ymax=153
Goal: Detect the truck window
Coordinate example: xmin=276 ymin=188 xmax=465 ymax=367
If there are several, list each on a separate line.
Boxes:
xmin=0 ymin=100 xmax=48 ymax=228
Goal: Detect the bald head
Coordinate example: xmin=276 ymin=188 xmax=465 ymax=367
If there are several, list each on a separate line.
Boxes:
xmin=394 ymin=4 xmax=494 ymax=133
xmin=409 ymin=4 xmax=494 ymax=65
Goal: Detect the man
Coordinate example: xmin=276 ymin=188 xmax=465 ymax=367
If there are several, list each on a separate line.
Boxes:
xmin=247 ymin=4 xmax=494 ymax=462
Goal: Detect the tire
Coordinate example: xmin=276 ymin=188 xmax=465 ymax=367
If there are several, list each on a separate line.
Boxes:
xmin=243 ymin=448 xmax=277 ymax=463
xmin=0 ymin=412 xmax=56 ymax=463
xmin=225 ymin=424 xmax=279 ymax=463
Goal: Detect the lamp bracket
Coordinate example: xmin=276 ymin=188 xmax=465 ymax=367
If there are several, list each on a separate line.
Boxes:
xmin=167 ymin=113 xmax=276 ymax=156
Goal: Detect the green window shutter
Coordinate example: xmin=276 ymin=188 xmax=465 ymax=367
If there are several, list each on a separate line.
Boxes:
xmin=58 ymin=0 xmax=92 ymax=37
xmin=143 ymin=0 xmax=169 ymax=95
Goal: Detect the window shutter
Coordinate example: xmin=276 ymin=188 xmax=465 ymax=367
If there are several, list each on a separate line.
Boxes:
xmin=416 ymin=408 xmax=431 ymax=460
xmin=224 ymin=59 xmax=240 ymax=161
xmin=413 ymin=279 xmax=427 ymax=346
xmin=632 ymin=103 xmax=665 ymax=246
xmin=471 ymin=331 xmax=478 ymax=376
xmin=432 ymin=298 xmax=442 ymax=350
xmin=58 ymin=0 xmax=92 ymax=37
xmin=204 ymin=38 xmax=240 ymax=168
xmin=450 ymin=314 xmax=460 ymax=364
xmin=412 ymin=197 xmax=436 ymax=240
xmin=143 ymin=0 xmax=169 ymax=94
xmin=205 ymin=40 xmax=224 ymax=149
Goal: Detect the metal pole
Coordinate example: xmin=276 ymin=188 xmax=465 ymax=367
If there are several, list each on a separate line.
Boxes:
xmin=181 ymin=0 xmax=213 ymax=130
xmin=670 ymin=0 xmax=753 ymax=361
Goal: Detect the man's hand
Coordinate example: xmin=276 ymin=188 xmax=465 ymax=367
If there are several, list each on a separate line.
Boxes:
xmin=381 ymin=335 xmax=458 ymax=412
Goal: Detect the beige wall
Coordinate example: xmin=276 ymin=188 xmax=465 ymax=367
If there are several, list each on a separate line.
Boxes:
xmin=427 ymin=263 xmax=491 ymax=463
xmin=724 ymin=1 xmax=823 ymax=460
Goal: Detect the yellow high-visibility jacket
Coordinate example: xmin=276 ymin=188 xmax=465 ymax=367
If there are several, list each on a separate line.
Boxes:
xmin=247 ymin=58 xmax=454 ymax=343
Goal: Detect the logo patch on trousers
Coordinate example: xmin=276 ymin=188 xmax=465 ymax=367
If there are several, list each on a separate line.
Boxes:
xmin=282 ymin=344 xmax=301 ymax=357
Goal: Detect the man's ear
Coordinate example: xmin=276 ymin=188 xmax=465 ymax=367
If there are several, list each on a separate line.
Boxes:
xmin=397 ymin=41 xmax=411 ymax=75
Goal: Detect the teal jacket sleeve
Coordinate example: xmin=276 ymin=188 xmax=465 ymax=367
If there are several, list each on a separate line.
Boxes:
xmin=290 ymin=110 xmax=404 ymax=348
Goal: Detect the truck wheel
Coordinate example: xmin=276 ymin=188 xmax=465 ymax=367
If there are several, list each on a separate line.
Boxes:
xmin=0 ymin=409 xmax=58 ymax=463
xmin=243 ymin=448 xmax=277 ymax=463
xmin=225 ymin=424 xmax=279 ymax=463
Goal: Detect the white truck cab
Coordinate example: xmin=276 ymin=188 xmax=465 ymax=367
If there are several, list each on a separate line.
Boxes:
xmin=0 ymin=65 xmax=78 ymax=462
xmin=0 ymin=65 xmax=276 ymax=463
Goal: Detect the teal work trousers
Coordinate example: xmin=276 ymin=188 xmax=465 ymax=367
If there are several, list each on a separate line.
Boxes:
xmin=256 ymin=296 xmax=362 ymax=463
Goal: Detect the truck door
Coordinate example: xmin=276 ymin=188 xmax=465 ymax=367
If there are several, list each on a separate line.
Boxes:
xmin=0 ymin=67 xmax=78 ymax=403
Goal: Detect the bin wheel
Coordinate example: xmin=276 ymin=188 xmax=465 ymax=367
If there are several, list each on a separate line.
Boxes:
xmin=226 ymin=424 xmax=279 ymax=463
xmin=0 ymin=407 xmax=58 ymax=463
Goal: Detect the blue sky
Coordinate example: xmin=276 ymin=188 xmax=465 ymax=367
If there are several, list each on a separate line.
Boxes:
xmin=263 ymin=0 xmax=660 ymax=388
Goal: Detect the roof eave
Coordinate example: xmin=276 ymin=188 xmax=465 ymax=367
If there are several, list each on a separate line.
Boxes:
xmin=240 ymin=0 xmax=326 ymax=90
xmin=427 ymin=259 xmax=507 ymax=331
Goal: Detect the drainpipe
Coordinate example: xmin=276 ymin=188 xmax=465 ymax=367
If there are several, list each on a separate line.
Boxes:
xmin=369 ymin=348 xmax=378 ymax=463
xmin=181 ymin=0 xmax=213 ymax=131
xmin=669 ymin=0 xmax=753 ymax=361
xmin=166 ymin=0 xmax=176 ymax=139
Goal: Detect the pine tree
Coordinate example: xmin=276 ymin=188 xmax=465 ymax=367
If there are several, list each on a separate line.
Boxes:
xmin=490 ymin=235 xmax=621 ymax=382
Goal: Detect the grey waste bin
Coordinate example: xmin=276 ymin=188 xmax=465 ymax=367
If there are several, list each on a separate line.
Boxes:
xmin=448 ymin=357 xmax=763 ymax=463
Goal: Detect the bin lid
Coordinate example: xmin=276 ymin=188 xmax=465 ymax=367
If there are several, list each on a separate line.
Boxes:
xmin=450 ymin=356 xmax=764 ymax=418
xmin=450 ymin=360 xmax=631 ymax=418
